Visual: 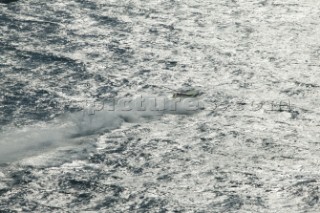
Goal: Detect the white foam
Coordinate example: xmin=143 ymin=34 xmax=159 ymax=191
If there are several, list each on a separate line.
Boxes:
xmin=0 ymin=96 xmax=199 ymax=164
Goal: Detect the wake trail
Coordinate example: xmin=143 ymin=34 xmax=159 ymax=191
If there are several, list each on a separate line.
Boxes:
xmin=0 ymin=96 xmax=200 ymax=164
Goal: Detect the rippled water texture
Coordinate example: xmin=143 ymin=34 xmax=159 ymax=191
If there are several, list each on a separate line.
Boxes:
xmin=1 ymin=0 xmax=320 ymax=212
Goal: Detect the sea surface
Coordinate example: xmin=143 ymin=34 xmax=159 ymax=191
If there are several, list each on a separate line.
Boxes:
xmin=1 ymin=0 xmax=320 ymax=212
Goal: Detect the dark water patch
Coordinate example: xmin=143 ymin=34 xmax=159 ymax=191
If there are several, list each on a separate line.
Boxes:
xmin=108 ymin=42 xmax=133 ymax=56
xmin=88 ymin=153 xmax=106 ymax=164
xmin=9 ymin=169 xmax=36 ymax=186
xmin=93 ymin=15 xmax=123 ymax=27
xmin=304 ymin=192 xmax=319 ymax=207
xmin=66 ymin=71 xmax=92 ymax=82
xmin=157 ymin=174 xmax=173 ymax=182
xmin=209 ymin=194 xmax=244 ymax=211
xmin=96 ymin=85 xmax=116 ymax=98
xmin=0 ymin=0 xmax=19 ymax=4
xmin=96 ymin=196 xmax=119 ymax=209
xmin=0 ymin=14 xmax=17 ymax=27
xmin=18 ymin=18 xmax=62 ymax=29
xmin=0 ymin=49 xmax=85 ymax=83
xmin=0 ymin=114 xmax=14 ymax=127
xmin=71 ymin=193 xmax=92 ymax=206
xmin=74 ymin=0 xmax=100 ymax=10
xmin=164 ymin=60 xmax=178 ymax=70
xmin=136 ymin=197 xmax=168 ymax=212
xmin=66 ymin=179 xmax=96 ymax=190
xmin=107 ymin=41 xmax=134 ymax=65
xmin=0 ymin=80 xmax=68 ymax=125
xmin=93 ymin=74 xmax=106 ymax=82
xmin=22 ymin=50 xmax=79 ymax=65
xmin=0 ymin=42 xmax=19 ymax=53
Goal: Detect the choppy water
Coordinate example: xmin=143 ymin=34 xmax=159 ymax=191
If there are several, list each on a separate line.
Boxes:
xmin=1 ymin=0 xmax=320 ymax=212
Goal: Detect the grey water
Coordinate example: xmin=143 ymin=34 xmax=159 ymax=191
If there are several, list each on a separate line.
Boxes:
xmin=1 ymin=0 xmax=320 ymax=212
